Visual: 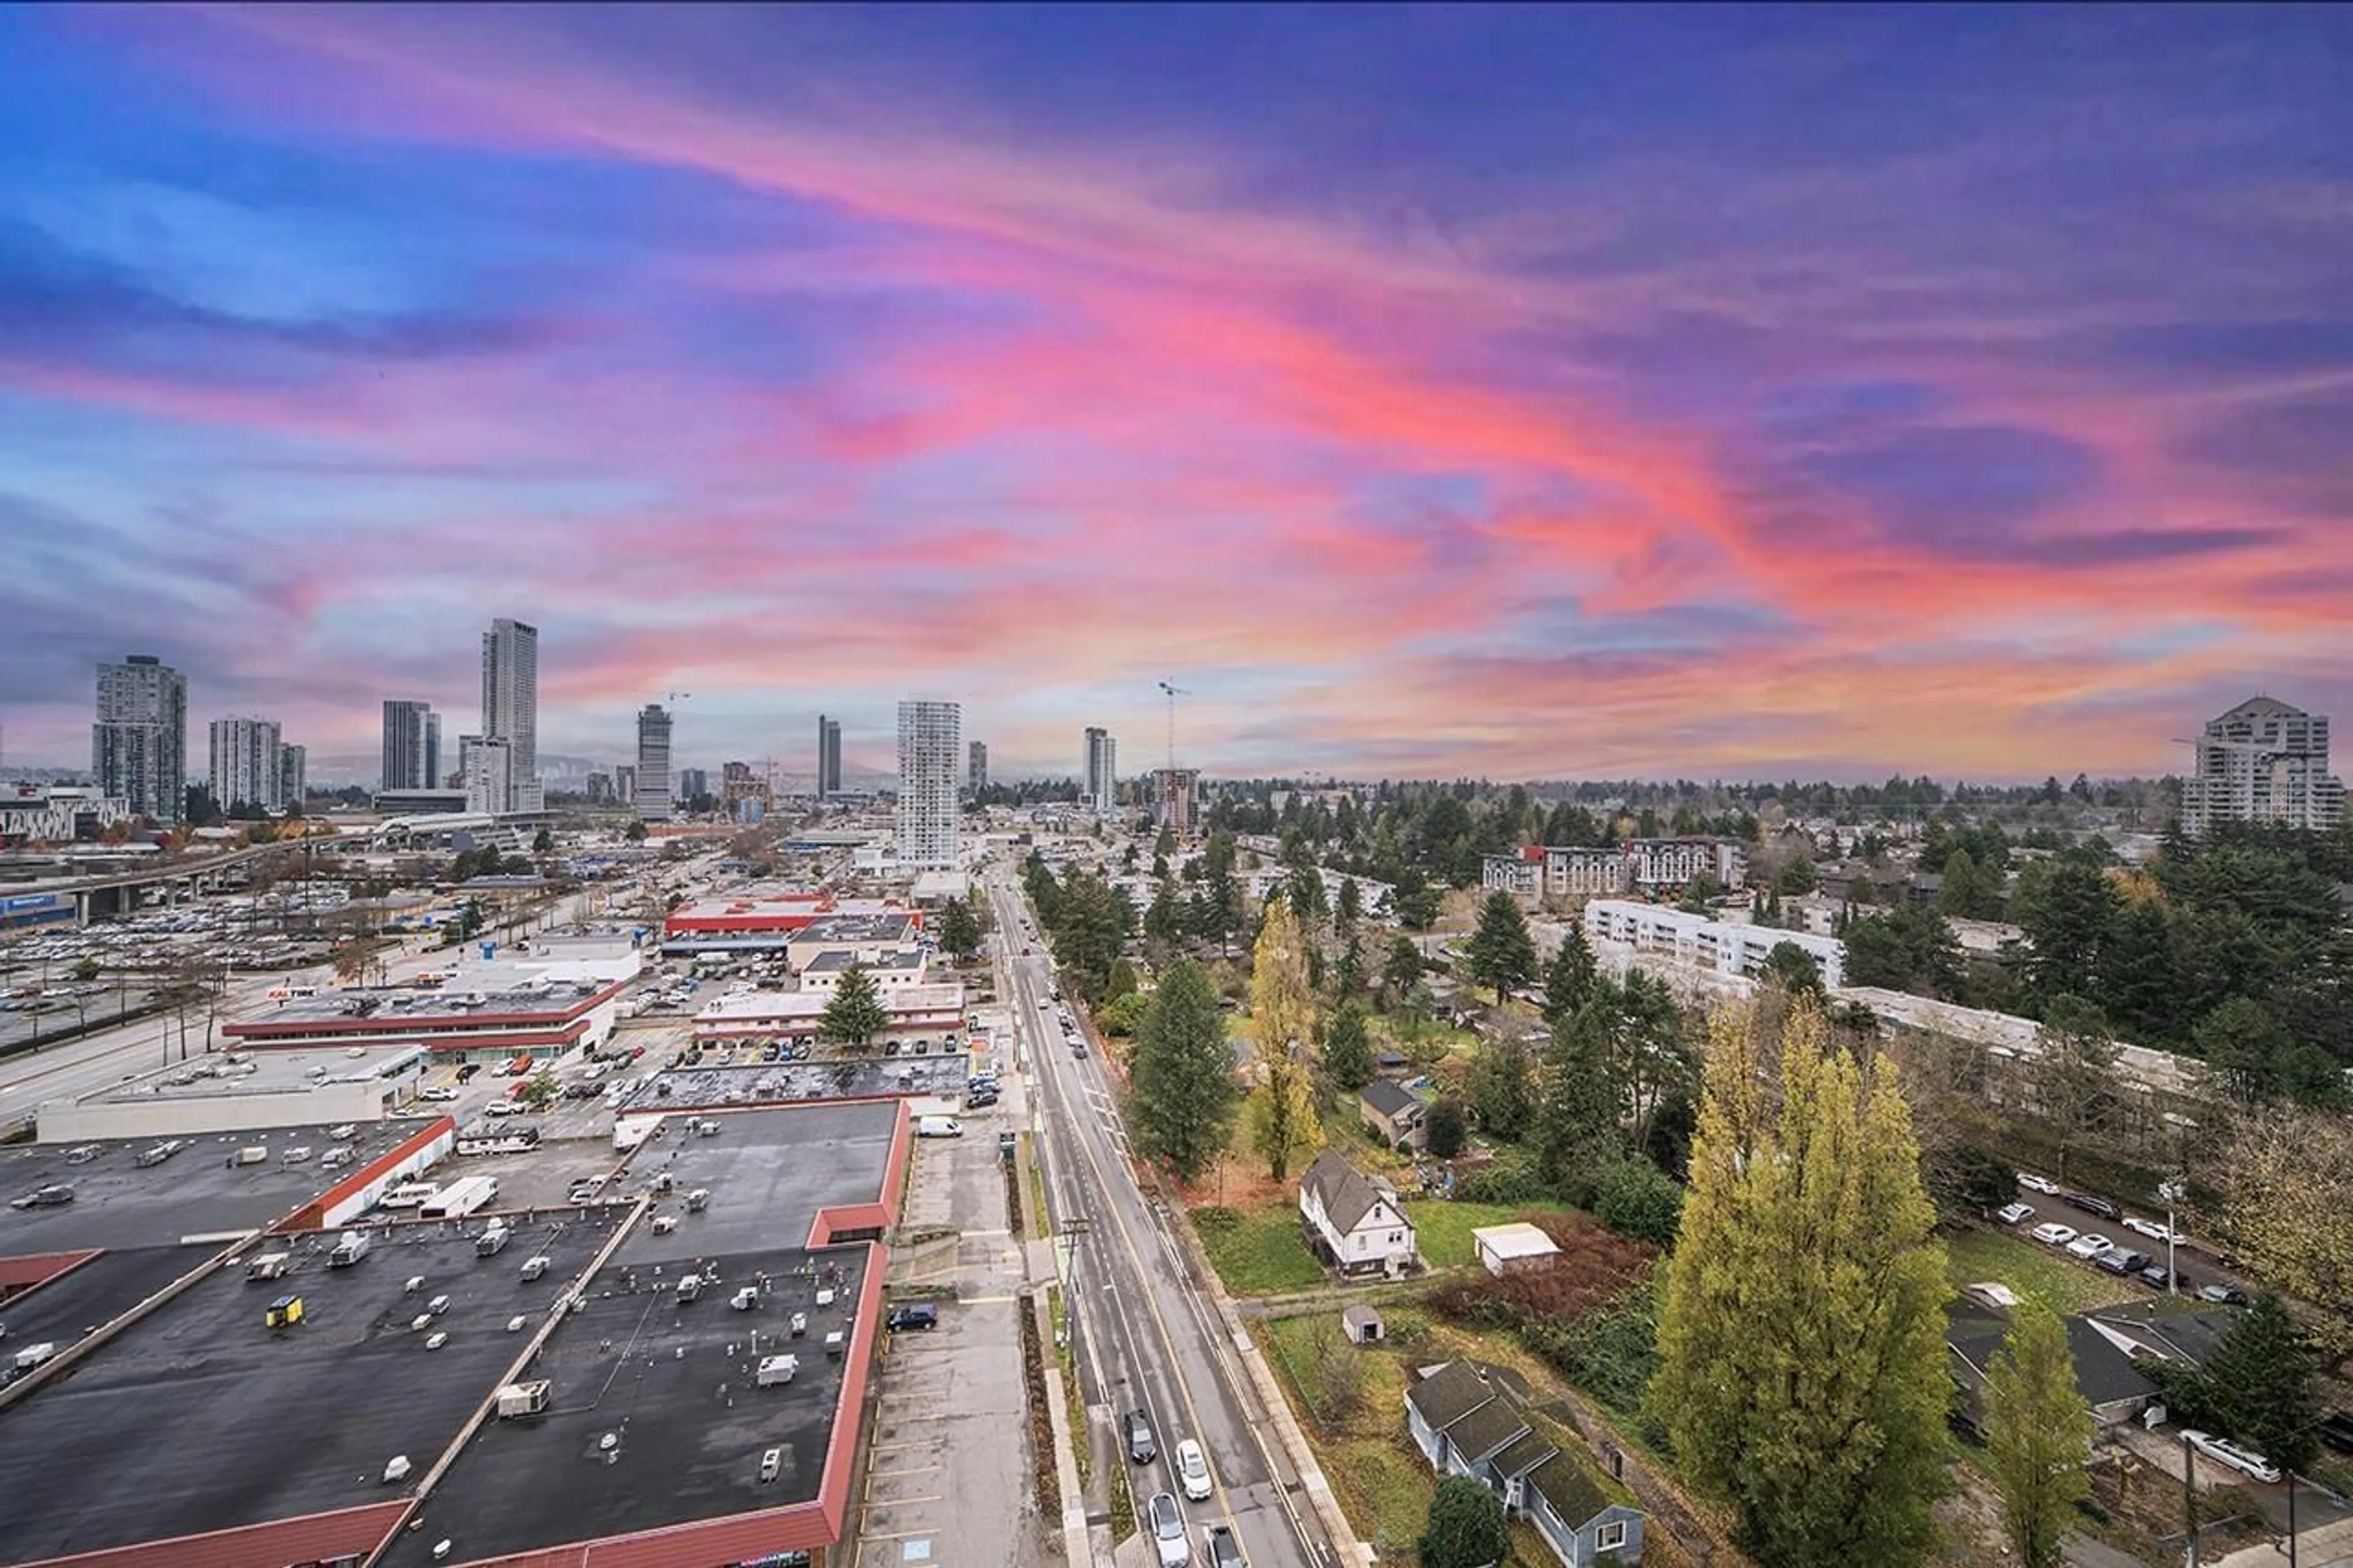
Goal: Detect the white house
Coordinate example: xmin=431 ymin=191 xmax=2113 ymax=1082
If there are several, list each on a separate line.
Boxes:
xmin=1405 ymin=1360 xmax=1645 ymax=1566
xmin=1298 ymin=1151 xmax=1419 ymax=1278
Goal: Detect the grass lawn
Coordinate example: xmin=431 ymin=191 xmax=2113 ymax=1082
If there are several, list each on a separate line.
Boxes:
xmin=1403 ymin=1197 xmax=1580 ymax=1271
xmin=1944 ymin=1227 xmax=2139 ymax=1315
xmin=1195 ymin=1203 xmax=1325 ymax=1295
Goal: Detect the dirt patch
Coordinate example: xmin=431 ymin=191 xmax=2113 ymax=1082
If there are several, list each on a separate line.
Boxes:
xmin=1017 ymin=1291 xmax=1059 ymax=1529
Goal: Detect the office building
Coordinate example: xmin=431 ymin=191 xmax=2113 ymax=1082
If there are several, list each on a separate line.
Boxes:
xmin=461 ymin=735 xmax=512 ymax=817
xmin=278 ymin=744 xmax=306 ymax=811
xmin=817 ymin=714 xmax=843 ymax=800
xmin=2181 ymin=695 xmax=2344 ymax=835
xmin=208 ymin=717 xmax=283 ymax=814
xmin=635 ymin=704 xmax=674 ymax=822
xmin=896 ymin=699 xmax=961 ymax=869
xmin=381 ymin=700 xmax=441 ymax=791
xmin=1154 ymin=767 xmax=1199 ymax=838
xmin=614 ymin=764 xmax=637 ymax=806
xmin=968 ymin=740 xmax=989 ymax=794
xmin=678 ymin=767 xmax=709 ymax=805
xmin=586 ymin=771 xmax=614 ymax=805
xmin=479 ymin=617 xmax=540 ymax=811
xmin=93 ymin=654 xmax=188 ymax=824
xmin=1084 ymin=727 xmax=1117 ymax=814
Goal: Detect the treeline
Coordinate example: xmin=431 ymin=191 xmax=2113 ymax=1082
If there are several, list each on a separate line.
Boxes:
xmin=1841 ymin=822 xmax=2353 ymax=1107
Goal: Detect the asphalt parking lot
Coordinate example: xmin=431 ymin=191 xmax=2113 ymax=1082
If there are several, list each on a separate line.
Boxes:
xmin=855 ymin=1097 xmax=1040 ymax=1568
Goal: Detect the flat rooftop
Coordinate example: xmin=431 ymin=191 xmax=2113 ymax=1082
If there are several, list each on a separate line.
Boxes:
xmin=803 ymin=946 xmax=923 ymax=974
xmin=622 ymin=1057 xmax=966 ymax=1117
xmin=0 ymin=1210 xmax=625 ymax=1562
xmin=232 ymin=974 xmax=617 ymax=1032
xmin=0 ymin=1119 xmax=438 ymax=1252
xmin=72 ymin=1043 xmax=427 ymax=1106
xmin=796 ymin=912 xmax=918 ymax=944
xmin=378 ymin=1102 xmax=900 ymax=1566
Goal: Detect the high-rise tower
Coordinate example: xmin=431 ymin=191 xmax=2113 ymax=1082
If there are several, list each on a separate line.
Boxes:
xmin=480 ymin=618 xmax=540 ymax=811
xmin=93 ymin=654 xmax=188 ymax=824
xmin=896 ymin=699 xmax=960 ymax=868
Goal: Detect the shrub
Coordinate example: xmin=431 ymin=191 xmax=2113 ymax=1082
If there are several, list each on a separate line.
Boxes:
xmin=1458 ymin=1150 xmax=1548 ymax=1205
xmin=1191 ymin=1205 xmax=1241 ymax=1232
xmin=1591 ymin=1155 xmax=1685 ymax=1248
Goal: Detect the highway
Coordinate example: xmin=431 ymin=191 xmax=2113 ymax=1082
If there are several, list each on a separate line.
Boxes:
xmin=989 ymin=872 xmax=1333 ymax=1568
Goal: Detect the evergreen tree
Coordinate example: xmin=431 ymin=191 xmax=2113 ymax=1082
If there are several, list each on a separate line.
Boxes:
xmin=1761 ymin=941 xmax=1825 ymax=999
xmin=1333 ymin=876 xmax=1362 ymax=934
xmin=1127 ymin=959 xmax=1240 ymax=1183
xmin=1533 ymin=999 xmax=1623 ymax=1188
xmin=1319 ymin=1001 xmax=1374 ymax=1091
xmin=818 ymin=963 xmax=890 ymax=1051
xmin=936 ymin=896 xmax=984 ymax=962
xmin=2189 ymin=1292 xmax=2321 ymax=1472
xmin=1542 ymin=925 xmax=1599 ymax=1033
xmin=2192 ymin=995 xmax=2292 ymax=1104
xmin=1423 ymin=1097 xmax=1469 ymax=1157
xmin=1983 ymin=1298 xmax=2093 ymax=1568
xmin=1382 ymin=932 xmax=1424 ymax=1004
xmin=1143 ymin=880 xmax=1181 ymax=944
xmin=1466 ymin=890 xmax=1539 ymax=1001
xmin=1650 ymin=999 xmax=1951 ymax=1568
xmin=1419 ymin=1475 xmax=1507 ymax=1568
xmin=1464 ymin=1032 xmax=1535 ymax=1140
xmin=1328 ymin=932 xmax=1365 ymax=1003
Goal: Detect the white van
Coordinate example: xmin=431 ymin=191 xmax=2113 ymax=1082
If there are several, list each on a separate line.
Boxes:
xmin=916 ymin=1116 xmax=963 ymax=1139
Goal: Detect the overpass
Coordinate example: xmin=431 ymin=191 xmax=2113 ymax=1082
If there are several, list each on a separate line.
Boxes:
xmin=0 ymin=839 xmax=308 ymax=927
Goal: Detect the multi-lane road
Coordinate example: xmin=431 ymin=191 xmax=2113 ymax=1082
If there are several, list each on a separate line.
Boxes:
xmin=988 ymin=873 xmax=1333 ymax=1568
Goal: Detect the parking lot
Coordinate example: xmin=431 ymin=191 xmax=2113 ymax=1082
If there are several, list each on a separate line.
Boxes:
xmin=855 ymin=1091 xmax=1040 ymax=1568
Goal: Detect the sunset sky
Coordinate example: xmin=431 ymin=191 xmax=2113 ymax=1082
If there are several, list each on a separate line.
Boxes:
xmin=4 ymin=6 xmax=2349 ymax=784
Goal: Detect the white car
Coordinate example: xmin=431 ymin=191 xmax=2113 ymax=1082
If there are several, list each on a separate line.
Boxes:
xmin=2123 ymin=1217 xmax=2183 ymax=1244
xmin=2017 ymin=1172 xmax=2061 ymax=1195
xmin=1174 ymin=1438 xmax=1213 ymax=1502
xmin=2183 ymin=1430 xmax=2282 ymax=1485
xmin=2030 ymin=1222 xmax=2078 ymax=1247
xmin=2065 ymin=1233 xmax=2115 ymax=1260
xmin=419 ymin=1086 xmax=460 ymax=1102
xmin=1995 ymin=1202 xmax=2036 ymax=1227
xmin=1148 ymin=1491 xmax=1191 ymax=1568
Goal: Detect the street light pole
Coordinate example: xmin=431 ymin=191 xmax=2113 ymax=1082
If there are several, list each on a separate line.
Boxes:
xmin=2159 ymin=1176 xmax=2186 ymax=1297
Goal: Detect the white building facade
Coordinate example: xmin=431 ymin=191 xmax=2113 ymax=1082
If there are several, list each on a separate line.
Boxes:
xmin=1585 ymin=898 xmax=1846 ymax=988
xmin=2181 ymin=695 xmax=2343 ymax=835
xmin=208 ymin=716 xmax=284 ymax=813
xmin=896 ymin=699 xmax=961 ymax=868
xmin=461 ymin=735 xmax=514 ymax=817
xmin=1084 ymin=726 xmax=1117 ymax=814
xmin=635 ymin=703 xmax=673 ymax=822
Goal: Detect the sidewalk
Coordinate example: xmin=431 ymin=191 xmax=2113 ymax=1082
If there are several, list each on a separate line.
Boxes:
xmin=2212 ymin=1515 xmax=2353 ymax=1568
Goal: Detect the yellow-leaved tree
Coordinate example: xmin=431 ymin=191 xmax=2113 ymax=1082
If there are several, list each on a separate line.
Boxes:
xmin=1243 ymin=893 xmax=1323 ymax=1182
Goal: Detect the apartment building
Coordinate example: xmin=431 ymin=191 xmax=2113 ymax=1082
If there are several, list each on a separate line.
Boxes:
xmin=2180 ymin=695 xmax=2344 ymax=835
xmin=1585 ymin=898 xmax=1845 ymax=988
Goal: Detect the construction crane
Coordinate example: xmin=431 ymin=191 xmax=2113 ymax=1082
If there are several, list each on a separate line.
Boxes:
xmin=1157 ymin=680 xmax=1190 ymax=771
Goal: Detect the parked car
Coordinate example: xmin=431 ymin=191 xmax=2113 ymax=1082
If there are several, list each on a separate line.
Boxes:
xmin=1125 ymin=1408 xmax=1158 ymax=1464
xmin=886 ymin=1303 xmax=939 ymax=1332
xmin=2183 ymin=1430 xmax=2282 ymax=1485
xmin=9 ymin=1185 xmax=74 ymax=1211
xmin=1175 ymin=1438 xmax=1213 ymax=1502
xmin=2017 ymin=1172 xmax=2061 ymax=1195
xmin=419 ymin=1086 xmax=460 ymax=1102
xmin=2137 ymin=1264 xmax=2191 ymax=1291
xmin=1148 ymin=1491 xmax=1192 ymax=1568
xmin=1995 ymin=1202 xmax=2036 ymax=1227
xmin=2317 ymin=1411 xmax=2353 ymax=1456
xmin=2063 ymin=1192 xmax=2123 ymax=1221
xmin=2065 ymin=1233 xmax=2116 ymax=1260
xmin=2094 ymin=1248 xmax=2152 ymax=1276
xmin=2030 ymin=1222 xmax=2079 ymax=1247
xmin=2198 ymin=1284 xmax=2251 ymax=1306
xmin=1203 ymin=1524 xmax=1246 ymax=1568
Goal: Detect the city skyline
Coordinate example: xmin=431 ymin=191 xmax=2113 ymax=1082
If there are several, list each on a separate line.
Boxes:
xmin=3 ymin=9 xmax=2350 ymax=779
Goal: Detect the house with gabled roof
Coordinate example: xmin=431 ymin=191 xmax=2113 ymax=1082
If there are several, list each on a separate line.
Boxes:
xmin=1298 ymin=1151 xmax=1419 ymax=1277
xmin=1358 ymin=1077 xmax=1428 ymax=1149
xmin=1404 ymin=1359 xmax=1643 ymax=1566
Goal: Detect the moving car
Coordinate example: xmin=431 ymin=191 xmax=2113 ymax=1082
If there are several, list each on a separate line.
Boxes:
xmin=1994 ymin=1202 xmax=2036 ymax=1227
xmin=2065 ymin=1233 xmax=2115 ymax=1260
xmin=2123 ymin=1216 xmax=2183 ymax=1244
xmin=2016 ymin=1172 xmax=2061 ymax=1195
xmin=2319 ymin=1411 xmax=2353 ymax=1456
xmin=1148 ymin=1491 xmax=1192 ymax=1568
xmin=2029 ymin=1222 xmax=2078 ymax=1248
xmin=2197 ymin=1284 xmax=2251 ymax=1306
xmin=1204 ymin=1523 xmax=1246 ymax=1568
xmin=419 ymin=1086 xmax=460 ymax=1102
xmin=2094 ymin=1248 xmax=2152 ymax=1276
xmin=2182 ymin=1430 xmax=2282 ymax=1485
xmin=1125 ymin=1408 xmax=1158 ymax=1464
xmin=1175 ymin=1438 xmax=1213 ymax=1502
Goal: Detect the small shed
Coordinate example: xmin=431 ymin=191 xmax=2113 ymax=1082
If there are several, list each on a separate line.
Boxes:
xmin=1471 ymin=1221 xmax=1561 ymax=1278
xmin=1342 ymin=1303 xmax=1385 ymax=1345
